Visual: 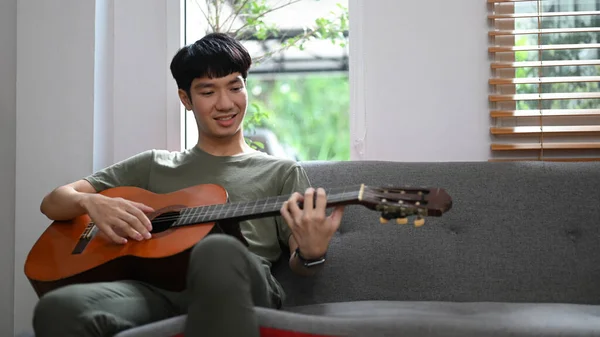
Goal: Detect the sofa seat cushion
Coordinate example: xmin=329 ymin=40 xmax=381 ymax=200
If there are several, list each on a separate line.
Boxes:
xmin=276 ymin=300 xmax=600 ymax=336
xmin=113 ymin=300 xmax=600 ymax=337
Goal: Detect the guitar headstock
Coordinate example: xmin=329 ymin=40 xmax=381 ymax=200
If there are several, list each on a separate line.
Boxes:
xmin=358 ymin=184 xmax=452 ymax=227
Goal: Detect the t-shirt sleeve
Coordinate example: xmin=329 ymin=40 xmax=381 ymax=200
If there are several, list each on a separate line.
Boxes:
xmin=83 ymin=150 xmax=154 ymax=192
xmin=276 ymin=164 xmax=312 ymax=248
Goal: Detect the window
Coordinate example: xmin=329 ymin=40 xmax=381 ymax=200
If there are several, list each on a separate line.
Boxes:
xmin=488 ymin=0 xmax=600 ymax=161
xmin=183 ymin=0 xmax=350 ymax=161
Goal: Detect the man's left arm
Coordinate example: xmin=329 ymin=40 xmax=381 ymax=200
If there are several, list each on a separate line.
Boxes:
xmin=275 ymin=164 xmax=345 ymax=276
xmin=281 ymin=187 xmax=345 ymax=276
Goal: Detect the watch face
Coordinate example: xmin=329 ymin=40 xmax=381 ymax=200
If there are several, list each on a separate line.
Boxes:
xmin=303 ymin=257 xmax=326 ymax=268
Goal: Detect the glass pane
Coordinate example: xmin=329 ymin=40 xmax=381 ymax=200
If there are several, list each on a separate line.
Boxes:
xmin=183 ymin=0 xmax=350 ymax=161
xmin=246 ymin=73 xmax=350 ymax=161
xmin=512 ymin=0 xmax=600 ymax=111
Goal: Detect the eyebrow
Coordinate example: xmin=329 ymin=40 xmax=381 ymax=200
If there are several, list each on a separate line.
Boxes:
xmin=193 ymin=78 xmax=242 ymax=90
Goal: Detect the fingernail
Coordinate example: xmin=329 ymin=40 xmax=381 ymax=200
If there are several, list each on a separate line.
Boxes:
xmin=144 ymin=232 xmax=151 ymax=239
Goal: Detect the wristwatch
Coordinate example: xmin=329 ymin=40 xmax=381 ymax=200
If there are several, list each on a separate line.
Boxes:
xmin=295 ymin=247 xmax=326 ymax=268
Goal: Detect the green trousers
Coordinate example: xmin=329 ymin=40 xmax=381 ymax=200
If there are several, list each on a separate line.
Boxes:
xmin=32 ymin=234 xmax=284 ymax=337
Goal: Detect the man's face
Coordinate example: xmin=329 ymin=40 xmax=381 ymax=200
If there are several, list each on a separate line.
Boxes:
xmin=179 ymin=72 xmax=248 ymax=140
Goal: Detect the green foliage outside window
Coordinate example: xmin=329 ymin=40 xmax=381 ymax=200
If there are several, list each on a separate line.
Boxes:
xmin=514 ymin=2 xmax=600 ymax=110
xmin=246 ymin=74 xmax=350 ymax=161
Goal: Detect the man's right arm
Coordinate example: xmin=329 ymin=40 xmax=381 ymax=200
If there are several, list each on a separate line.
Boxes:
xmin=40 ymin=179 xmax=154 ymax=244
xmin=40 ymin=179 xmax=98 ymax=221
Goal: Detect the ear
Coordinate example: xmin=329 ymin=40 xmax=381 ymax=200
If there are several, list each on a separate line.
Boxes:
xmin=178 ymin=89 xmax=193 ymax=110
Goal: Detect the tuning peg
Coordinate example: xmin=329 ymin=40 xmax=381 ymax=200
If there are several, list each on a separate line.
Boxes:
xmin=396 ymin=217 xmax=408 ymax=225
xmin=380 ymin=217 xmax=389 ymax=224
xmin=413 ymin=217 xmax=425 ymax=227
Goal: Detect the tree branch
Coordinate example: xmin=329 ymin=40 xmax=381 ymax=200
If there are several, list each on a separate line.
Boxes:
xmin=232 ymin=0 xmax=303 ymax=38
xmin=193 ymin=0 xmax=215 ymax=32
xmin=214 ymin=0 xmax=223 ymax=31
xmin=252 ymin=28 xmax=316 ymax=64
xmin=224 ymin=0 xmax=252 ymax=33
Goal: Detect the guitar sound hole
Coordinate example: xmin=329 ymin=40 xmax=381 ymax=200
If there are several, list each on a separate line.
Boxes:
xmin=150 ymin=211 xmax=180 ymax=234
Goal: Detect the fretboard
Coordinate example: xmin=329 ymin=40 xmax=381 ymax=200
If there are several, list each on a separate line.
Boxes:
xmin=173 ymin=185 xmax=362 ymax=227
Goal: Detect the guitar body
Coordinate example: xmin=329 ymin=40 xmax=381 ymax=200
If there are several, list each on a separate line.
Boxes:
xmin=25 ymin=183 xmax=229 ymax=298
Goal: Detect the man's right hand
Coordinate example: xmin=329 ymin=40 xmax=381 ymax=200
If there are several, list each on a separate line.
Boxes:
xmin=80 ymin=194 xmax=154 ymax=244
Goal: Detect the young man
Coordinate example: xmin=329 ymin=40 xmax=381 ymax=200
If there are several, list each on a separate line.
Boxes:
xmin=32 ymin=32 xmax=345 ymax=337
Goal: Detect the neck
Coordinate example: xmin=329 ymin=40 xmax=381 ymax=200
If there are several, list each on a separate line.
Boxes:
xmin=171 ymin=185 xmax=364 ymax=228
xmin=195 ymin=130 xmax=255 ymax=157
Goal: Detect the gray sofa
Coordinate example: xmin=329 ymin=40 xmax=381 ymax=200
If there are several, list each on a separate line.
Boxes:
xmin=32 ymin=160 xmax=600 ymax=336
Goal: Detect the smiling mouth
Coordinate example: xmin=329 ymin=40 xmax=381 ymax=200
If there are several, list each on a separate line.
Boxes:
xmin=214 ymin=114 xmax=237 ymax=121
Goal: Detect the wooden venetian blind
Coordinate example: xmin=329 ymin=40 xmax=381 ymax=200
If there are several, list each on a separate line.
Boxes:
xmin=488 ymin=0 xmax=600 ymax=162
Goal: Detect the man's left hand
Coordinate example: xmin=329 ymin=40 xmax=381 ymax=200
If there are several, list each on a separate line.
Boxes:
xmin=280 ymin=187 xmax=345 ymax=259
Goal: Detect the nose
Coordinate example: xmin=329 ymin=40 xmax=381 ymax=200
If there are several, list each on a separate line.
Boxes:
xmin=215 ymin=91 xmax=234 ymax=111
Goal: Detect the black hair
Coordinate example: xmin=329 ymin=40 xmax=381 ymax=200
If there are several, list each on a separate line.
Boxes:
xmin=169 ymin=32 xmax=252 ymax=97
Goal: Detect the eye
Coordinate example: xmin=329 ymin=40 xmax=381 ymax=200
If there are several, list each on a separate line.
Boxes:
xmin=200 ymin=91 xmax=213 ymax=96
xmin=231 ymin=87 xmax=243 ymax=92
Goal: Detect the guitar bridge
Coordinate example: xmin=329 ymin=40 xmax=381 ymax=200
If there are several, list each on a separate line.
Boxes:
xmin=71 ymin=222 xmax=98 ymax=255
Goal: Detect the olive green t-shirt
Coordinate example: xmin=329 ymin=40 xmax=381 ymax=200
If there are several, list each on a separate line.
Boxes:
xmin=83 ymin=146 xmax=311 ymax=266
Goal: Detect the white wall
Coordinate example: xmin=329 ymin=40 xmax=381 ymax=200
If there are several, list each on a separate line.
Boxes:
xmin=13 ymin=0 xmax=182 ymax=334
xmin=15 ymin=0 xmax=97 ymax=334
xmin=349 ymin=0 xmax=491 ymax=161
xmin=0 ymin=0 xmax=17 ymax=335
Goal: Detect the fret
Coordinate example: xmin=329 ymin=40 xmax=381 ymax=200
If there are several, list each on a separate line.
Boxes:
xmin=216 ymin=203 xmax=225 ymax=222
xmin=172 ymin=208 xmax=185 ymax=226
xmin=189 ymin=206 xmax=199 ymax=225
xmin=189 ymin=204 xmax=211 ymax=226
xmin=206 ymin=204 xmax=216 ymax=223
xmin=261 ymin=197 xmax=268 ymax=215
xmin=178 ymin=206 xmax=191 ymax=227
xmin=182 ymin=206 xmax=193 ymax=226
xmin=228 ymin=201 xmax=235 ymax=218
xmin=177 ymin=208 xmax=187 ymax=227
xmin=184 ymin=207 xmax=193 ymax=223
xmin=251 ymin=199 xmax=257 ymax=219
xmin=233 ymin=200 xmax=240 ymax=218
xmin=196 ymin=204 xmax=207 ymax=223
xmin=190 ymin=204 xmax=202 ymax=225
xmin=186 ymin=205 xmax=197 ymax=225
xmin=185 ymin=207 xmax=194 ymax=224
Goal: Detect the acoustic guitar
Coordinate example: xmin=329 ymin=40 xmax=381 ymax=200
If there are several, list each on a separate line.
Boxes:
xmin=24 ymin=183 xmax=452 ymax=297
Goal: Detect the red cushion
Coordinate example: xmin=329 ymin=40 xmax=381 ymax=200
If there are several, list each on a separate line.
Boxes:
xmin=170 ymin=327 xmax=338 ymax=337
xmin=260 ymin=326 xmax=338 ymax=337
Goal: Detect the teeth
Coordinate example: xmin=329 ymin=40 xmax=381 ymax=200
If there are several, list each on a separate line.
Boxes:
xmin=216 ymin=116 xmax=234 ymax=120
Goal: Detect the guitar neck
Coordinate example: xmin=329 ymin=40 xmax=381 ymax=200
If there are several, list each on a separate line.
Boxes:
xmin=173 ymin=185 xmax=363 ymax=227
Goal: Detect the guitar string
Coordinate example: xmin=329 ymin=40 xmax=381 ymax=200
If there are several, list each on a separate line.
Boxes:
xmin=146 ymin=190 xmax=424 ymax=225
xmin=130 ymin=187 xmax=425 ymax=225
xmin=147 ymin=191 xmax=361 ymax=224
xmin=147 ymin=189 xmax=428 ymax=225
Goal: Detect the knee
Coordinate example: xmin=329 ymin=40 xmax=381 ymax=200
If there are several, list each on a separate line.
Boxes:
xmin=32 ymin=285 xmax=89 ymax=334
xmin=188 ymin=234 xmax=248 ymax=283
xmin=33 ymin=284 xmax=134 ymax=337
xmin=190 ymin=233 xmax=246 ymax=264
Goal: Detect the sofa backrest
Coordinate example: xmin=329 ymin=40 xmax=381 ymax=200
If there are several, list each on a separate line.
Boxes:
xmin=272 ymin=161 xmax=600 ymax=307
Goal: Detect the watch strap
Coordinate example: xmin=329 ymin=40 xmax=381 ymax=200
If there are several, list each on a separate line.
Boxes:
xmin=295 ymin=247 xmax=326 ymax=268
